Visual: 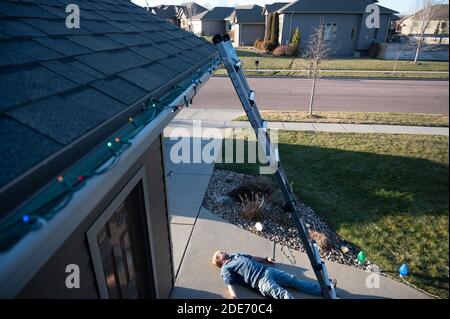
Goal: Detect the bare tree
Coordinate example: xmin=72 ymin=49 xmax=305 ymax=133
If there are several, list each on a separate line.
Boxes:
xmin=391 ymin=41 xmax=411 ymax=73
xmin=409 ymin=0 xmax=442 ymax=64
xmin=185 ymin=3 xmax=199 ymax=33
xmin=305 ymin=24 xmax=334 ymax=116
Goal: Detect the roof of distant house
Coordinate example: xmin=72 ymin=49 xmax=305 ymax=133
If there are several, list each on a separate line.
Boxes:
xmin=228 ymin=6 xmax=265 ymax=24
xmin=235 ymin=4 xmax=263 ymax=11
xmin=152 ymin=4 xmax=179 ymax=19
xmin=179 ymin=2 xmax=208 ymax=18
xmin=0 ymin=0 xmax=217 ymax=217
xmin=409 ymin=4 xmax=449 ymax=21
xmin=264 ymin=2 xmax=289 ymax=14
xmin=192 ymin=6 xmax=235 ymax=20
xmin=278 ymin=0 xmax=398 ymax=14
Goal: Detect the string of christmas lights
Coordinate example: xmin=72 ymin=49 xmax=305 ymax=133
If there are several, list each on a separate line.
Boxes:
xmin=0 ymin=59 xmax=221 ymax=252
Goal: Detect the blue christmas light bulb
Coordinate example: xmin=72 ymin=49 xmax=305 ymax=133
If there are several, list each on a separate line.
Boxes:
xmin=399 ymin=263 xmax=409 ymax=277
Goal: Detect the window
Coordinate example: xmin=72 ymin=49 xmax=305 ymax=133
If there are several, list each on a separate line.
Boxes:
xmin=322 ymin=23 xmax=337 ymax=41
xmin=351 ymin=26 xmax=357 ymax=40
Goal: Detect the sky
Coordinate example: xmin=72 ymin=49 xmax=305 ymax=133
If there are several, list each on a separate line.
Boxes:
xmin=130 ymin=0 xmax=448 ymax=16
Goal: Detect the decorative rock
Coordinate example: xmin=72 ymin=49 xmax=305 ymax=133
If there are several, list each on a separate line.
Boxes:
xmin=216 ymin=195 xmax=233 ymax=207
xmin=255 ymin=222 xmax=263 ymax=232
xmin=203 ymin=169 xmax=378 ymax=273
xmin=367 ymin=264 xmax=381 ymax=273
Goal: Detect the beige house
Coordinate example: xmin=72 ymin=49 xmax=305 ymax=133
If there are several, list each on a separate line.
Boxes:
xmin=397 ymin=4 xmax=449 ymax=43
xmin=177 ymin=2 xmax=208 ymax=32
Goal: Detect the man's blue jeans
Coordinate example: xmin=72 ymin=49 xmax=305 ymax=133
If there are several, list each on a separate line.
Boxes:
xmin=257 ymin=268 xmax=322 ymax=299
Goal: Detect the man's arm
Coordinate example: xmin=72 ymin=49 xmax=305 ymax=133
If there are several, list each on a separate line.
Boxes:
xmin=227 ymin=285 xmax=238 ymax=299
xmin=251 ymin=255 xmax=275 ymax=264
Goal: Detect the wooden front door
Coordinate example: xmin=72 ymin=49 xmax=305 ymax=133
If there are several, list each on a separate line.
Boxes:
xmin=88 ymin=179 xmax=156 ymax=299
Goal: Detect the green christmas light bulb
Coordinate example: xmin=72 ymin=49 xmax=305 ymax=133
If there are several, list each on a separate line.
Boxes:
xmin=357 ymin=250 xmax=366 ymax=264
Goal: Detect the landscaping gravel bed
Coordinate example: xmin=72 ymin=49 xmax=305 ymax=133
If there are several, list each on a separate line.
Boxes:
xmin=203 ymin=169 xmax=380 ymax=272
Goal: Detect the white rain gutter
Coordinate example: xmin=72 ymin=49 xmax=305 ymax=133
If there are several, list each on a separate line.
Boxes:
xmin=0 ymin=60 xmax=221 ymax=298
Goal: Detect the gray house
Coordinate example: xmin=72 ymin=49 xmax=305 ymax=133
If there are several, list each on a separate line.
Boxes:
xmin=0 ymin=0 xmax=217 ymax=298
xmin=277 ymin=0 xmax=398 ymax=56
xmin=191 ymin=6 xmax=235 ymax=36
xmin=228 ymin=5 xmax=265 ymax=47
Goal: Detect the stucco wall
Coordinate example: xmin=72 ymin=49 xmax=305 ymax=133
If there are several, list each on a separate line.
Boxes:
xmin=279 ymin=13 xmax=392 ymax=56
xmin=200 ymin=20 xmax=227 ymax=36
xmin=356 ymin=13 xmax=390 ymax=51
xmin=399 ymin=18 xmax=449 ymax=35
xmin=238 ymin=24 xmax=265 ymax=46
xmin=192 ymin=20 xmax=202 ymax=36
xmin=231 ymin=23 xmax=240 ymax=47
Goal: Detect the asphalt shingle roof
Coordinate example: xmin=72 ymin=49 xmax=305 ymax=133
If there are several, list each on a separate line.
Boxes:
xmin=178 ymin=2 xmax=208 ymax=18
xmin=264 ymin=3 xmax=289 ymax=14
xmin=0 ymin=0 xmax=217 ymax=193
xmin=231 ymin=6 xmax=265 ymax=24
xmin=192 ymin=7 xmax=235 ymax=21
xmin=410 ymin=4 xmax=449 ymax=20
xmin=278 ymin=0 xmax=398 ymax=14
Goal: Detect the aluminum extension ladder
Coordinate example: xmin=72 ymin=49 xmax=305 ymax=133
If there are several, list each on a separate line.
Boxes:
xmin=213 ymin=33 xmax=338 ymax=299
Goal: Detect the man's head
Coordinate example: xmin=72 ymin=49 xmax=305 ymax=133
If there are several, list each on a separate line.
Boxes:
xmin=212 ymin=250 xmax=230 ymax=267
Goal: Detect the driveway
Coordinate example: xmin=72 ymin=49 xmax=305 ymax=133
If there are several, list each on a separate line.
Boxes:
xmin=191 ymin=77 xmax=449 ymax=115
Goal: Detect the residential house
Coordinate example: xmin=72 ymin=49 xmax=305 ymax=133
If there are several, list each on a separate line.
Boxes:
xmin=191 ymin=6 xmax=235 ymax=36
xmin=396 ymin=4 xmax=449 ymax=44
xmin=177 ymin=2 xmax=208 ymax=32
xmin=262 ymin=2 xmax=289 ymax=41
xmin=276 ymin=0 xmax=397 ymax=57
xmin=0 ymin=0 xmax=217 ymax=298
xmin=151 ymin=5 xmax=180 ymax=26
xmin=228 ymin=5 xmax=265 ymax=47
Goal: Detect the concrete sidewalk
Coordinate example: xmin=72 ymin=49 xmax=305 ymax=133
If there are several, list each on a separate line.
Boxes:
xmin=170 ymin=208 xmax=431 ymax=299
xmin=174 ymin=108 xmax=449 ymax=136
xmin=242 ymin=69 xmax=449 ymax=75
xmin=163 ymin=120 xmax=432 ymax=299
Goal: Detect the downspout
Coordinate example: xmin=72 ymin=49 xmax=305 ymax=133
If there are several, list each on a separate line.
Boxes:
xmin=289 ymin=12 xmax=293 ymax=45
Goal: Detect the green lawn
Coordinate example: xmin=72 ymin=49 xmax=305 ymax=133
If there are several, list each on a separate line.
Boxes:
xmin=234 ymin=48 xmax=449 ymax=72
xmin=226 ymin=48 xmax=449 ymax=79
xmin=215 ymin=68 xmax=449 ymax=79
xmin=234 ymin=111 xmax=449 ymax=127
xmin=216 ymin=131 xmax=449 ymax=298
xmin=201 ymin=36 xmax=214 ymax=43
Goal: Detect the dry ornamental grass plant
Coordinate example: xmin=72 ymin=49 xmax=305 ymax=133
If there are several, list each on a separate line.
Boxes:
xmin=239 ymin=193 xmax=268 ymax=221
xmin=309 ymin=229 xmax=332 ymax=253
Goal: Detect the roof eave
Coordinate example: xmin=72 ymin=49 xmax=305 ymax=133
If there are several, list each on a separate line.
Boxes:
xmin=0 ymin=52 xmax=218 ymax=220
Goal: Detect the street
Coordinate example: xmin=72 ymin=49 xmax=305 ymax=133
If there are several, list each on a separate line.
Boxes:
xmin=191 ymin=77 xmax=449 ymax=115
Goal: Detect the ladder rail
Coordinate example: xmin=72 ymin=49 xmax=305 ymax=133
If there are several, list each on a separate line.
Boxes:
xmin=213 ymin=33 xmax=338 ymax=299
xmin=222 ymin=34 xmax=265 ymax=127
